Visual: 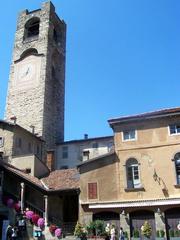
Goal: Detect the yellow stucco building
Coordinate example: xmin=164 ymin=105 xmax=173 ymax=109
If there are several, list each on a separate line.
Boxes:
xmin=79 ymin=107 xmax=180 ymax=240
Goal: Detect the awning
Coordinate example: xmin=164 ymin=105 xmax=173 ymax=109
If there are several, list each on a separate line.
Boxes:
xmin=82 ymin=198 xmax=180 ymax=209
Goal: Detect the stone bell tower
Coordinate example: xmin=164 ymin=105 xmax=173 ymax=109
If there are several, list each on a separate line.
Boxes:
xmin=5 ymin=1 xmax=66 ymax=149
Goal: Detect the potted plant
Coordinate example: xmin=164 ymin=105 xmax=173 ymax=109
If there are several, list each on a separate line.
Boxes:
xmin=124 ymin=231 xmax=129 ymax=240
xmin=132 ymin=229 xmax=140 ymax=240
xmin=94 ymin=220 xmax=106 ymax=237
xmin=86 ymin=221 xmax=96 ymax=237
xmin=141 ymin=221 xmax=152 ymax=239
xmin=169 ymin=229 xmax=174 ymax=239
xmin=86 ymin=220 xmax=106 ymax=239
xmin=156 ymin=229 xmax=165 ymax=239
xmin=49 ymin=224 xmax=57 ymax=236
xmin=169 ymin=229 xmax=180 ymax=240
xmin=74 ymin=222 xmax=87 ymax=240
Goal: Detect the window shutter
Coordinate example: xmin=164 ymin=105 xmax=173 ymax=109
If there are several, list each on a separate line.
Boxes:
xmin=88 ymin=183 xmax=97 ymax=199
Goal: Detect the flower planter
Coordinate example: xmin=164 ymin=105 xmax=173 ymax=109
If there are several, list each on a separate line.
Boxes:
xmin=87 ymin=238 xmax=105 ymax=240
xmin=170 ymin=238 xmax=180 ymax=240
xmin=132 ymin=238 xmax=141 ymax=240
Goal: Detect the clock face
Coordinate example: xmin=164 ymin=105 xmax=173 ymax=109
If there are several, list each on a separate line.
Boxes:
xmin=18 ymin=63 xmax=35 ymax=82
xmin=13 ymin=55 xmax=41 ymax=90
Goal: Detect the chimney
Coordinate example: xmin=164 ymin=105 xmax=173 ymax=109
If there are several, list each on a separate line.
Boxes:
xmin=10 ymin=116 xmax=17 ymax=124
xmin=46 ymin=150 xmax=55 ymax=171
xmin=30 ymin=125 xmax=35 ymax=134
xmin=84 ymin=134 xmax=88 ymax=139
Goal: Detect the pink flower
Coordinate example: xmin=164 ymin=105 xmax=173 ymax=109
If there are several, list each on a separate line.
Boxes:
xmin=37 ymin=218 xmax=45 ymax=228
xmin=55 ymin=228 xmax=62 ymax=237
xmin=49 ymin=224 xmax=57 ymax=234
xmin=32 ymin=214 xmax=40 ymax=225
xmin=14 ymin=202 xmax=21 ymax=212
xmin=25 ymin=210 xmax=34 ymax=219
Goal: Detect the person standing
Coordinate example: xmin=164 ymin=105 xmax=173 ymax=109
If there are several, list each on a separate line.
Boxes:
xmin=119 ymin=227 xmax=125 ymax=240
xmin=11 ymin=226 xmax=18 ymax=240
xmin=110 ymin=225 xmax=116 ymax=240
xmin=6 ymin=224 xmax=12 ymax=240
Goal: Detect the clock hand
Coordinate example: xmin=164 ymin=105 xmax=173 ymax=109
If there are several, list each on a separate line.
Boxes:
xmin=25 ymin=67 xmax=30 ymax=75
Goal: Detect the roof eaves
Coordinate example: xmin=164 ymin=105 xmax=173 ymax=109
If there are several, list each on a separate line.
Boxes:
xmin=108 ymin=107 xmax=180 ymax=127
xmin=57 ymin=135 xmax=113 ymax=145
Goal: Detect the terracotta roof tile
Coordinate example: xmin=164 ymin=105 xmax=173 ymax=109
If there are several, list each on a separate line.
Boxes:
xmin=2 ymin=163 xmax=79 ymax=192
xmin=42 ymin=169 xmax=80 ymax=191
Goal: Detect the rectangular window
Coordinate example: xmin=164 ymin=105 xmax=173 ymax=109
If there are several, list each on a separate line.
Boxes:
xmin=82 ymin=150 xmax=90 ymax=161
xmin=88 ymin=182 xmax=97 ymax=199
xmin=25 ymin=168 xmax=31 ymax=174
xmin=123 ymin=130 xmax=136 ymax=141
xmin=60 ymin=165 xmax=68 ymax=170
xmin=92 ymin=142 xmax=98 ymax=148
xmin=0 ymin=137 xmax=4 ymax=147
xmin=62 ymin=146 xmax=68 ymax=159
xmin=107 ymin=142 xmax=114 ymax=152
xmin=169 ymin=124 xmax=180 ymax=135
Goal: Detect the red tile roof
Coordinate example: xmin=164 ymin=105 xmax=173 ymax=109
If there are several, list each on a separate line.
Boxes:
xmin=2 ymin=163 xmax=79 ymax=192
xmin=42 ymin=169 xmax=80 ymax=191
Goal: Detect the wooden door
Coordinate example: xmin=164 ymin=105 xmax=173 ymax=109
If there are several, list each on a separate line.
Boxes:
xmin=130 ymin=210 xmax=156 ymax=239
xmin=165 ymin=208 xmax=180 ymax=240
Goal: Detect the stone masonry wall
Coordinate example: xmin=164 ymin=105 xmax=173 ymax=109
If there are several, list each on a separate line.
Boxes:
xmin=5 ymin=2 xmax=66 ymax=150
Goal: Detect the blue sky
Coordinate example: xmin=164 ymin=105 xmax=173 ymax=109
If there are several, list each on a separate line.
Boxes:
xmin=0 ymin=0 xmax=180 ymax=140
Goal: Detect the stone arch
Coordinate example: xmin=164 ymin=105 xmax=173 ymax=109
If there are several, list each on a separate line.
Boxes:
xmin=20 ymin=48 xmax=38 ymax=59
xmin=165 ymin=207 xmax=180 ymax=239
xmin=130 ymin=210 xmax=155 ymax=239
xmin=24 ymin=17 xmax=40 ymax=39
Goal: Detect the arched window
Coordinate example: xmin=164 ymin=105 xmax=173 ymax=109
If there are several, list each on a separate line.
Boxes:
xmin=24 ymin=17 xmax=40 ymax=39
xmin=126 ymin=158 xmax=141 ymax=188
xmin=174 ymin=153 xmax=180 ymax=184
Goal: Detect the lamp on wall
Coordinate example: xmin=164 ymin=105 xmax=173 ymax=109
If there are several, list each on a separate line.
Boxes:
xmin=153 ymin=169 xmax=158 ymax=181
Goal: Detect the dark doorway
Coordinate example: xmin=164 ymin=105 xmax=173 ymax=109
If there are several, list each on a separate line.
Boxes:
xmin=165 ymin=207 xmax=180 ymax=240
xmin=63 ymin=194 xmax=78 ymax=222
xmin=93 ymin=211 xmax=120 ymax=230
xmin=130 ymin=210 xmax=155 ymax=239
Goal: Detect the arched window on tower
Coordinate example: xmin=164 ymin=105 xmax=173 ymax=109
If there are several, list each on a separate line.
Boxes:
xmin=24 ymin=17 xmax=40 ymax=39
xmin=174 ymin=153 xmax=180 ymax=185
xmin=126 ymin=158 xmax=141 ymax=188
